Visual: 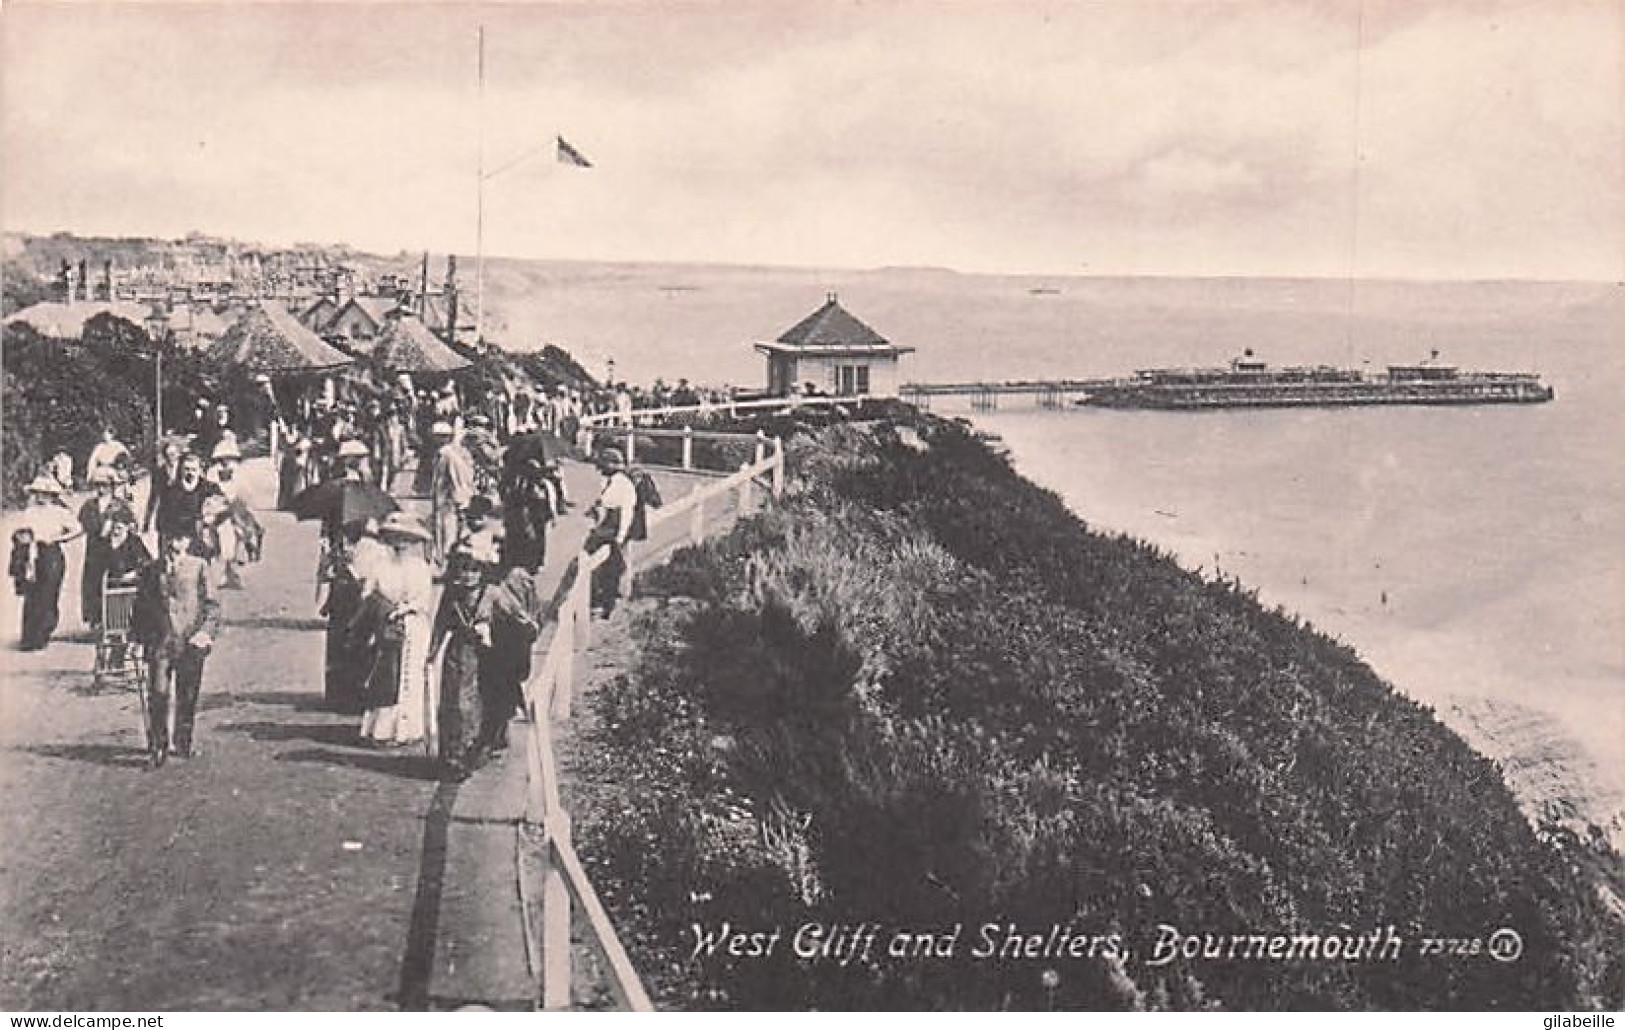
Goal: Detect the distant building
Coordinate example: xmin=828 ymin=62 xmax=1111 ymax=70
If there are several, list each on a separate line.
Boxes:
xmin=327 ymin=295 xmax=402 ymax=343
xmin=755 ymin=293 xmax=913 ymax=397
xmin=298 ymin=295 xmax=342 ymax=334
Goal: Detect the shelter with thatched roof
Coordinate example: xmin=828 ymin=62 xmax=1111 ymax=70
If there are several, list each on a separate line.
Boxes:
xmin=206 ymin=300 xmax=353 ymax=376
xmin=754 ymin=293 xmax=914 ymax=397
xmin=4 ymin=300 xmax=154 ymax=340
xmin=371 ymin=311 xmax=471 ymax=375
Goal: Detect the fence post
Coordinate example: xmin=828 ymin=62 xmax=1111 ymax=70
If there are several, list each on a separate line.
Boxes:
xmin=737 ymin=462 xmax=752 ymax=512
xmin=771 ymin=441 xmax=785 ymax=497
xmin=682 ymin=426 xmax=693 ymax=470
xmin=555 ymin=602 xmax=576 ymax=720
xmin=753 ymin=430 xmax=766 ymax=466
xmin=582 ymin=427 xmax=594 ymax=456
xmin=540 ymin=825 xmax=573 ymax=1010
xmin=624 ymin=430 xmax=635 ymax=466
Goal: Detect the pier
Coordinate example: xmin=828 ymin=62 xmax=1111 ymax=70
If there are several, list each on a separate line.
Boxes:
xmin=900 ymin=379 xmax=1114 ymax=411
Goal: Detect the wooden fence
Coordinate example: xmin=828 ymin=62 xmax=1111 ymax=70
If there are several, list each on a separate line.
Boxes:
xmin=513 ymin=428 xmax=786 ymax=1010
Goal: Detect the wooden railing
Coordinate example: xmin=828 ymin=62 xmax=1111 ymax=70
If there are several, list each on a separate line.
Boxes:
xmin=580 ymin=392 xmax=877 ymax=435
xmin=513 ymin=428 xmax=786 ymax=1011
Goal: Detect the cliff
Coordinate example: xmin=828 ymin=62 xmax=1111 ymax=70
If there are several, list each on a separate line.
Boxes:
xmin=565 ymin=413 xmax=1621 ymax=1010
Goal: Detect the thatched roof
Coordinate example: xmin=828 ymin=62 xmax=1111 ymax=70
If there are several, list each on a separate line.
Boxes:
xmin=372 ymin=313 xmax=470 ymax=374
xmin=4 ymin=301 xmax=153 ymax=339
xmin=207 ymin=301 xmax=354 ymax=374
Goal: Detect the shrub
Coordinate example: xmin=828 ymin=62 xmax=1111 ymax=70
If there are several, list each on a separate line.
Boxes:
xmin=570 ymin=415 xmax=1622 ymax=1011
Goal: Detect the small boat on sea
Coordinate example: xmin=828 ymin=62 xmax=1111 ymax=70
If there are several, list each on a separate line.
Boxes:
xmin=1075 ymin=350 xmax=1554 ymax=410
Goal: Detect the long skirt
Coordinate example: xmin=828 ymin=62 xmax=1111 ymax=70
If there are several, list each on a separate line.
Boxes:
xmin=436 ymin=632 xmax=485 ymax=771
xmin=81 ymin=541 xmax=109 ymax=627
xmin=430 ymin=500 xmax=460 ymax=567
xmin=411 ymin=449 xmax=436 ymax=498
xmin=476 ymin=620 xmax=534 ymax=751
xmin=20 ymin=544 xmax=66 ymax=650
xmin=359 ymin=612 xmax=430 ymax=746
xmin=324 ymin=577 xmax=365 ymax=713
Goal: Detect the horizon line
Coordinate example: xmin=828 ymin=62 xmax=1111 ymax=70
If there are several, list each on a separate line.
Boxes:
xmin=3 ymin=226 xmax=1620 ymax=289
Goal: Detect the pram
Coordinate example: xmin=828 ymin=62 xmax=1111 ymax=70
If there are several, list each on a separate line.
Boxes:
xmin=93 ymin=576 xmax=146 ymax=691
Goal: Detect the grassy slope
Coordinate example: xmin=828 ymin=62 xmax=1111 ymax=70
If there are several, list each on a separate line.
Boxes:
xmin=570 ymin=414 xmax=1620 ymax=1011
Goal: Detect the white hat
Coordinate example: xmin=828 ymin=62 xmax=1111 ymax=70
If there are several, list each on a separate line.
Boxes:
xmin=377 ymin=512 xmax=431 ymax=542
xmin=430 ymin=421 xmax=454 ymax=437
xmin=337 ymin=439 xmax=369 ymax=458
xmin=25 ymin=474 xmax=64 ymax=495
xmin=211 ymin=439 xmax=242 ymax=461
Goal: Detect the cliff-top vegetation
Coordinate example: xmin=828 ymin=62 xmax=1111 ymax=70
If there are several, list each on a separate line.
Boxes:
xmin=567 ymin=414 xmax=1620 ymax=1011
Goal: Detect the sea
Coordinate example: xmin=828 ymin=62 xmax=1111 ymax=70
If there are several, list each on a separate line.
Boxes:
xmin=482 ymin=263 xmax=1625 ymax=841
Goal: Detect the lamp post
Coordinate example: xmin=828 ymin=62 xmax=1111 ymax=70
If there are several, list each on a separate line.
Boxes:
xmin=143 ymin=311 xmax=169 ymax=442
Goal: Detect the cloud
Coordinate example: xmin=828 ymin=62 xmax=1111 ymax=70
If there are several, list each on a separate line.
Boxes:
xmin=3 ymin=0 xmax=1619 ymax=279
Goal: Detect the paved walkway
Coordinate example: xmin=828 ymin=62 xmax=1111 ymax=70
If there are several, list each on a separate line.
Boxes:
xmin=0 ymin=457 xmax=675 ymax=1010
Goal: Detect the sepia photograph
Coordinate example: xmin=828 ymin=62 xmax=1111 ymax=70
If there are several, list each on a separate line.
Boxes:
xmin=1 ymin=0 xmax=1621 ymax=1014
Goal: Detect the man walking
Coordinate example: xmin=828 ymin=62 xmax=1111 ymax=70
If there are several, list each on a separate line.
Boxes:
xmin=429 ymin=423 xmax=475 ymax=567
xmin=152 ymin=452 xmax=222 ymax=557
xmin=587 ymin=450 xmax=639 ymax=618
xmin=131 ymin=530 xmax=220 ymax=768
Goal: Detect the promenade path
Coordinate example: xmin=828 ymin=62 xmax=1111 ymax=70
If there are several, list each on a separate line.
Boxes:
xmin=0 ymin=457 xmax=719 ymax=1010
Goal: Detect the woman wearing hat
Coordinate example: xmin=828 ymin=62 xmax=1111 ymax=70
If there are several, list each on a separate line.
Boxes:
xmin=354 ymin=513 xmax=435 ymax=748
xmin=77 ymin=469 xmax=137 ymax=629
xmin=102 ymin=509 xmax=153 ymax=587
xmin=10 ymin=474 xmax=85 ymax=650
xmin=428 ymin=505 xmax=500 ymax=779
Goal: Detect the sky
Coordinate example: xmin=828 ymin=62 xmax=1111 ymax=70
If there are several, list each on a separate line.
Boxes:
xmin=2 ymin=0 xmax=1621 ymax=280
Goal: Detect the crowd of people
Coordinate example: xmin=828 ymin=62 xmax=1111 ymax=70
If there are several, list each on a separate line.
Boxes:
xmin=10 ymin=370 xmax=661 ymax=779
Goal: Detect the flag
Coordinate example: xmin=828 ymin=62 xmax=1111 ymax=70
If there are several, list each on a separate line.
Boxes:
xmin=556 ymin=136 xmax=592 ymax=168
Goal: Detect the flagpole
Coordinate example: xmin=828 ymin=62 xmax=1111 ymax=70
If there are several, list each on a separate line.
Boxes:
xmin=474 ymin=24 xmax=486 ymax=349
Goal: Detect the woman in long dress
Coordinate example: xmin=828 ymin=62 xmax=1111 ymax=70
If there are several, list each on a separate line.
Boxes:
xmin=356 ymin=513 xmax=435 ymax=748
xmin=77 ymin=471 xmax=136 ymax=628
xmin=429 ymin=528 xmax=498 ymax=779
xmin=9 ymin=475 xmax=85 ymax=650
xmin=321 ymin=523 xmax=382 ymax=714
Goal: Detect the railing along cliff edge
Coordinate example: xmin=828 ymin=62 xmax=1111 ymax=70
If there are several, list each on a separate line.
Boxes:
xmin=514 ymin=414 xmax=789 ymax=1010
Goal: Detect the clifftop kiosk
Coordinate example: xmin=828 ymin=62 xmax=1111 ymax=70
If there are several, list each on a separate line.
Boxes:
xmin=755 ymin=293 xmax=913 ymax=397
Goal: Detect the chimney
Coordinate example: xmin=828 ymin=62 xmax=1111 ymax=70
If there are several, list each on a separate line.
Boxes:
xmin=444 ymin=255 xmax=459 ymax=344
xmin=420 ymin=251 xmax=430 ymax=317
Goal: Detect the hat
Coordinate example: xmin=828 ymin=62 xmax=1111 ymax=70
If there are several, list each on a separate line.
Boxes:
xmin=467 ymin=413 xmax=492 ymax=428
xmin=211 ymin=439 xmax=242 ymax=461
xmin=25 ymin=474 xmax=64 ymax=495
xmin=430 ymin=421 xmax=454 ymax=437
xmin=377 ymin=512 xmax=431 ymax=542
xmin=337 ymin=439 xmax=369 ymax=458
xmin=595 ymin=449 xmax=626 ymax=471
